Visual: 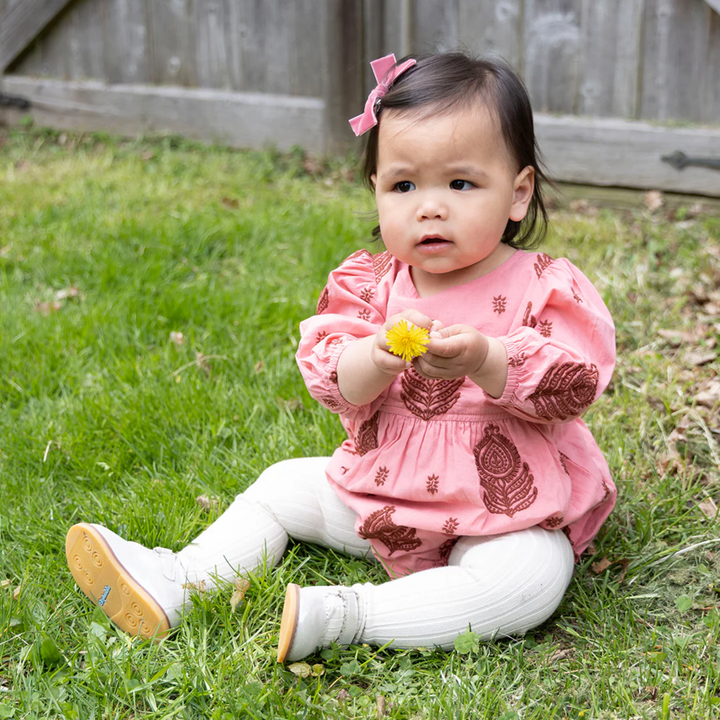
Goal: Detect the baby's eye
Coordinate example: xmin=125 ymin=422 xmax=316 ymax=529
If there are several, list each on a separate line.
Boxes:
xmin=450 ymin=179 xmax=474 ymax=190
xmin=394 ymin=181 xmax=415 ymax=193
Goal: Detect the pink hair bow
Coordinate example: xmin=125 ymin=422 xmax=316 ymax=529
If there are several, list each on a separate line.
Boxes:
xmin=348 ymin=53 xmax=416 ymax=136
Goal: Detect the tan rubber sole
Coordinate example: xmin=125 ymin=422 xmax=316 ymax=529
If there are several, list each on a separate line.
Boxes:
xmin=65 ymin=523 xmax=170 ymax=640
xmin=276 ymin=583 xmax=300 ymax=663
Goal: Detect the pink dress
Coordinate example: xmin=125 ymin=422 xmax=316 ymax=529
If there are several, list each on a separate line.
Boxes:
xmin=296 ymin=249 xmax=617 ymax=577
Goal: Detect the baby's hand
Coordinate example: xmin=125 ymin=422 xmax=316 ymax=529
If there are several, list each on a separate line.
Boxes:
xmin=413 ymin=324 xmax=489 ymax=380
xmin=372 ymin=310 xmax=434 ymax=376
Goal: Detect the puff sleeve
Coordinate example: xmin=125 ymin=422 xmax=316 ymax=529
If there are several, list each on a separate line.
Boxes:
xmin=296 ymin=250 xmax=392 ymax=423
xmin=485 ymin=256 xmax=616 ymax=424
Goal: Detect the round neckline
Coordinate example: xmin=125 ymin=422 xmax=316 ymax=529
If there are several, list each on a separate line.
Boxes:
xmin=398 ymin=249 xmax=526 ymax=300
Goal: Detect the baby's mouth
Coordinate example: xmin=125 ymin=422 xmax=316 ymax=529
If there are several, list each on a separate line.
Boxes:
xmin=419 ymin=237 xmax=451 ymax=246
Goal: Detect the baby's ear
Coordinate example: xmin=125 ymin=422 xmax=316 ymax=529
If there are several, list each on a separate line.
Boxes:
xmin=509 ymin=166 xmax=534 ymax=222
xmin=370 ymin=173 xmax=377 ymax=190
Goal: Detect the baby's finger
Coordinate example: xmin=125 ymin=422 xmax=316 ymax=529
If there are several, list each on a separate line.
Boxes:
xmin=426 ymin=334 xmax=467 ymax=358
xmin=387 ymin=309 xmax=434 ymax=332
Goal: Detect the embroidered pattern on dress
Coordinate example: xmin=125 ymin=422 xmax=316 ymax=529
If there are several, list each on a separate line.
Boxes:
xmin=437 ymin=537 xmax=458 ymax=563
xmin=359 ymin=287 xmax=375 ymax=303
xmin=357 ymin=308 xmax=371 ymax=322
xmin=527 ymin=363 xmax=599 ymax=421
xmin=400 ymin=367 xmax=464 ymax=421
xmin=317 ymin=287 xmax=329 ymax=314
xmin=558 ymin=452 xmax=570 ymax=475
xmin=544 ymin=515 xmax=564 ymax=528
xmin=600 ymin=477 xmax=611 ymax=503
xmin=538 ymin=319 xmax=553 ymax=338
xmin=442 ymin=517 xmax=459 ymax=535
xmin=426 ymin=474 xmax=439 ymax=495
xmin=316 ymin=330 xmax=328 ymax=344
xmin=354 ymin=412 xmax=380 ymax=456
xmin=522 ymin=302 xmax=538 ymax=329
xmin=329 ymin=371 xmax=338 ymax=384
xmin=473 ymin=424 xmax=538 ymax=517
xmin=508 ymin=353 xmax=527 ymax=368
xmin=372 ymin=251 xmax=392 ymax=283
xmin=493 ymin=295 xmax=507 ymax=314
xmin=374 ymin=466 xmax=389 ymax=486
xmin=534 ymin=253 xmax=554 ymax=278
xmin=572 ymin=288 xmax=583 ymax=304
xmin=346 ymin=249 xmax=369 ymax=263
xmin=321 ymin=395 xmax=341 ymax=410
xmin=358 ymin=505 xmax=422 ymax=555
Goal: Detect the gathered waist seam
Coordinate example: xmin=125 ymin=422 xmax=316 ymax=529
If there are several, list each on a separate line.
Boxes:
xmin=379 ymin=403 xmax=516 ymax=423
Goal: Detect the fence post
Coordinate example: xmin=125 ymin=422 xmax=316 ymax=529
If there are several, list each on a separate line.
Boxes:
xmin=323 ymin=0 xmax=364 ymax=154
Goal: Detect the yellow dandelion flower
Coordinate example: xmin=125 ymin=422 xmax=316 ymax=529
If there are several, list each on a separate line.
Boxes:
xmin=386 ymin=320 xmax=430 ymax=363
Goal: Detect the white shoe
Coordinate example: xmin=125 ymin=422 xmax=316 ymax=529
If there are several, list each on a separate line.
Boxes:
xmin=277 ymin=583 xmax=365 ymax=662
xmin=65 ymin=523 xmax=188 ymax=640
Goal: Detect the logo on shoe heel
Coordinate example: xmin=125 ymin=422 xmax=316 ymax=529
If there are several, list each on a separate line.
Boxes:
xmin=98 ymin=585 xmax=111 ymax=606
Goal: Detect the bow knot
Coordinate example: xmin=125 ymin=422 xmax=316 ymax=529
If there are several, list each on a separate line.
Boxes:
xmin=349 ymin=53 xmax=416 ymax=137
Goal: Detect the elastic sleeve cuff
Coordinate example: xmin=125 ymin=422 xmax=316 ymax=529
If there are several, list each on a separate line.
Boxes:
xmin=482 ymin=336 xmax=523 ymax=406
xmin=320 ymin=337 xmax=366 ymax=415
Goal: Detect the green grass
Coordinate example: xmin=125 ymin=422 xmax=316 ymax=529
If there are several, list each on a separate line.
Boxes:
xmin=0 ymin=128 xmax=719 ymax=719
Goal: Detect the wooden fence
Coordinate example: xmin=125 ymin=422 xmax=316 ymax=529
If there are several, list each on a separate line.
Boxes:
xmin=1 ymin=0 xmax=719 ymax=195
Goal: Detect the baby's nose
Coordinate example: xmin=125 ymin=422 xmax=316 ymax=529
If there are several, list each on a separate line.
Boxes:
xmin=416 ymin=196 xmax=448 ymax=221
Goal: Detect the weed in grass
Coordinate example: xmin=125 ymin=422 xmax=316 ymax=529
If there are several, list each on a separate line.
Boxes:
xmin=0 ymin=128 xmax=718 ymax=718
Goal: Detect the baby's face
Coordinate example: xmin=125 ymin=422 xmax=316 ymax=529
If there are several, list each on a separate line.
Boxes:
xmin=371 ymin=105 xmax=534 ymax=296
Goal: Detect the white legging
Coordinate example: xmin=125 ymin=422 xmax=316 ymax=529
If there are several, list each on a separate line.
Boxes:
xmin=177 ymin=458 xmax=575 ymax=648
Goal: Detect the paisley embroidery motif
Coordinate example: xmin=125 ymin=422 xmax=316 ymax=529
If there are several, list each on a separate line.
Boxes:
xmin=528 ymin=363 xmax=599 ymax=421
xmin=317 ymin=287 xmax=329 ymax=314
xmin=358 ymin=505 xmax=422 ymax=555
xmin=437 ymin=537 xmax=458 ymax=564
xmin=400 ymin=367 xmax=464 ymax=421
xmin=534 ymin=253 xmax=554 ymax=278
xmin=473 ymin=424 xmax=538 ymax=517
xmin=372 ymin=251 xmax=392 ymax=283
xmin=426 ymin=474 xmax=439 ymax=495
xmin=558 ymin=452 xmax=570 ymax=475
xmin=354 ymin=412 xmax=380 ymax=456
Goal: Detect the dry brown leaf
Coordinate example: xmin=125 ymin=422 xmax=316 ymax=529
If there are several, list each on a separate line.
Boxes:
xmin=377 ymin=695 xmax=388 ymax=718
xmin=644 ymin=190 xmax=664 ymax=212
xmin=254 ymin=360 xmax=264 ymax=373
xmin=12 ymin=585 xmax=21 ymax=600
xmin=170 ymin=331 xmax=185 ymax=346
xmin=230 ymin=577 xmax=250 ymax=612
xmin=695 ymin=381 xmax=720 ymax=408
xmin=686 ymin=351 xmax=717 ymax=367
xmin=616 ymin=558 xmax=631 ymax=584
xmin=35 ymin=300 xmax=62 ymax=315
xmin=547 ymin=647 xmax=572 ymax=664
xmin=195 ymin=352 xmax=211 ymax=376
xmin=698 ymin=498 xmax=719 ymax=520
xmin=182 ymin=580 xmax=207 ymax=593
xmin=55 ymin=286 xmax=79 ymax=300
xmin=0 ymin=579 xmax=11 ymax=589
xmin=288 ymin=662 xmax=312 ymax=678
xmin=591 ymin=556 xmax=612 ymax=574
xmin=221 ymin=196 xmax=239 ymax=209
xmin=196 ymin=494 xmax=220 ymax=513
xmin=657 ymin=328 xmax=698 ymax=345
xmin=141 ymin=150 xmax=154 ymax=161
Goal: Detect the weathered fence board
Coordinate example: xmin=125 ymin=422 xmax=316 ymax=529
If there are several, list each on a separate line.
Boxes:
xmin=457 ymin=0 xmax=523 ymax=70
xmin=0 ymin=0 xmax=73 ymax=71
xmin=535 ymin=114 xmax=720 ymax=196
xmin=104 ymin=0 xmax=151 ymax=84
xmin=578 ymin=0 xmax=643 ymax=118
xmin=147 ymin=0 xmax=198 ymax=87
xmin=1 ymin=75 xmax=326 ymax=150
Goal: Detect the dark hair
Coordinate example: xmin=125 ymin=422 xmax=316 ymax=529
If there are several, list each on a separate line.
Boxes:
xmin=362 ymin=52 xmax=551 ymax=248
